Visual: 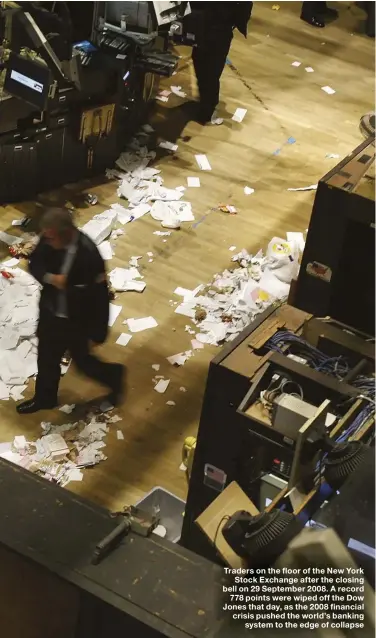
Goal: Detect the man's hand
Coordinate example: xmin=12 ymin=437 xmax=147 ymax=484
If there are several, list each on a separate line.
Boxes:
xmin=50 ymin=274 xmax=67 ymax=290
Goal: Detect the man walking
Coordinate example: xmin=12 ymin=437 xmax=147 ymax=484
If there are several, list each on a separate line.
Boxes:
xmin=17 ymin=208 xmax=124 ymax=414
xmin=189 ymin=2 xmax=253 ymax=124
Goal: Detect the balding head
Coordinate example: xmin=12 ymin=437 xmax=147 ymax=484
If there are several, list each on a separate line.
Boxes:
xmin=40 ymin=207 xmax=76 ymax=250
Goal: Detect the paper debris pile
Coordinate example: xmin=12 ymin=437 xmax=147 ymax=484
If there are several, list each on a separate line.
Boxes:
xmin=107 ymin=138 xmax=195 ymax=229
xmin=0 ymin=266 xmax=40 ymax=400
xmin=0 ymin=406 xmax=123 ymax=487
xmin=174 ymin=236 xmax=302 ymax=348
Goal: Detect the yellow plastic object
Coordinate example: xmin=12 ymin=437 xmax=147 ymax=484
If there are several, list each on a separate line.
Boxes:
xmin=182 ymin=436 xmax=196 ymax=481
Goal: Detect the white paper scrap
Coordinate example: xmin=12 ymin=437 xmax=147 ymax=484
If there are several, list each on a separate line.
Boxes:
xmin=326 ymin=153 xmax=340 ymax=159
xmin=117 ymin=430 xmax=125 ymax=440
xmin=229 ymin=246 xmax=237 ymax=252
xmin=109 ymin=304 xmax=122 ymax=327
xmin=154 ymin=378 xmax=170 ymax=394
xmin=98 ymin=241 xmax=113 ymax=261
xmin=59 ymin=404 xmax=75 ymax=414
xmin=159 ymin=140 xmax=178 ymax=152
xmin=287 ymin=232 xmax=305 ymax=252
xmin=195 ymin=155 xmax=212 ymax=171
xmin=244 ymin=186 xmax=255 ymax=195
xmin=291 ymin=61 xmax=301 ymax=67
xmin=1 ymin=257 xmax=19 ymax=268
xmin=166 ymin=400 xmax=176 ymax=406
xmin=127 ymin=317 xmax=158 ymax=333
xmin=288 ymin=184 xmax=317 ymax=192
xmin=180 ymin=387 xmax=187 ymax=392
xmin=187 ymin=177 xmax=201 ymax=188
xmin=176 ymin=186 xmax=186 ymax=192
xmin=152 ymin=364 xmax=160 ymax=371
xmin=305 ymin=67 xmax=314 ymax=73
xmin=147 ymin=252 xmax=153 ymax=257
xmin=191 ymin=339 xmax=204 ymax=350
xmin=321 ymin=86 xmax=336 ymax=95
xmin=167 ymin=353 xmax=189 ymax=366
xmin=232 ymin=108 xmax=247 ymax=123
xmin=116 ymin=333 xmax=132 ymax=347
xmin=0 ymin=231 xmax=22 ymax=246
xmin=156 ymin=95 xmax=169 ymax=102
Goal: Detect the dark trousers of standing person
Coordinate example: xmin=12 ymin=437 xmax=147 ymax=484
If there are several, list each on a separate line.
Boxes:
xmin=301 ymin=2 xmax=328 ymax=19
xmin=192 ymin=25 xmax=233 ymax=122
xmin=35 ymin=312 xmax=121 ymax=405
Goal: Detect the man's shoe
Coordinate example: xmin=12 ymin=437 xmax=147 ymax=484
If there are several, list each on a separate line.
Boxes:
xmin=107 ymin=364 xmax=126 ymax=407
xmin=301 ymin=14 xmax=325 ymax=27
xmin=17 ymin=398 xmax=57 ymax=414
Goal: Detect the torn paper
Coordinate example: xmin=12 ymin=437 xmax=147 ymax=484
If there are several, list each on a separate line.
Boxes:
xmin=126 ymin=317 xmax=158 ymax=333
xmin=187 ymin=177 xmax=200 ymax=188
xmin=244 ymin=186 xmax=255 ymax=195
xmin=291 ymin=61 xmax=301 ymax=67
xmin=195 ymin=155 xmax=212 ymax=171
xmin=321 ymin=86 xmax=336 ymax=95
xmin=117 ymin=430 xmax=125 ymax=440
xmin=98 ymin=241 xmax=113 ymax=261
xmin=116 ymin=333 xmax=132 ymax=347
xmin=154 ymin=378 xmax=170 ymax=393
xmin=232 ymin=108 xmax=247 ymax=123
xmin=109 ymin=304 xmax=122 ymax=327
xmin=159 ymin=141 xmax=178 ymax=152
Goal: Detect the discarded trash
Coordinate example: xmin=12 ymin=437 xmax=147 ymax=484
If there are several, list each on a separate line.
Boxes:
xmin=244 ymin=186 xmax=255 ymax=195
xmin=321 ymin=86 xmax=336 ymax=95
xmin=291 ymin=61 xmax=301 ymax=67
xmin=187 ymin=177 xmax=201 ymax=188
xmin=232 ymin=108 xmax=247 ymax=123
xmin=154 ymin=378 xmax=170 ymax=393
xmin=126 ymin=317 xmax=158 ymax=333
xmin=287 ymin=184 xmax=317 ymax=192
xmin=305 ymin=67 xmax=314 ymax=73
xmin=85 ymin=193 xmax=98 ymax=206
xmin=116 ymin=333 xmax=132 ymax=347
xmin=195 ymin=155 xmax=212 ymax=171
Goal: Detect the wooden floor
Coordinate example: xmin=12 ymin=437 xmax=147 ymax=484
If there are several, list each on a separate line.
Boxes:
xmin=0 ymin=1 xmax=374 ymax=513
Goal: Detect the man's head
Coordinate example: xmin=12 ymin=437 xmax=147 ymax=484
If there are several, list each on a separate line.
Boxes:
xmin=40 ymin=207 xmax=76 ymax=250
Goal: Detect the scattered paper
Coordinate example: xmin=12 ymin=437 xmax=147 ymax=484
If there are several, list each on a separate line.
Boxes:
xmin=147 ymin=252 xmax=153 ymax=257
xmin=152 ymin=364 xmax=160 ymax=371
xmin=244 ymin=186 xmax=255 ymax=195
xmin=98 ymin=241 xmax=113 ymax=261
xmin=117 ymin=430 xmax=125 ymax=440
xmin=166 ymin=400 xmax=176 ymax=406
xmin=287 ymin=232 xmax=305 ymax=252
xmin=187 ymin=177 xmax=201 ymax=188
xmin=229 ymin=246 xmax=237 ymax=252
xmin=191 ymin=339 xmax=204 ymax=350
xmin=116 ymin=333 xmax=132 ymax=347
xmin=232 ymin=108 xmax=247 ymax=123
xmin=167 ymin=352 xmax=191 ymax=366
xmin=109 ymin=304 xmax=122 ymax=327
xmin=12 ymin=219 xmax=24 ymax=227
xmin=180 ymin=387 xmax=187 ymax=392
xmin=305 ymin=67 xmax=314 ymax=73
xmin=159 ymin=140 xmax=178 ymax=152
xmin=195 ymin=155 xmax=212 ymax=171
xmin=321 ymin=86 xmax=336 ymax=95
xmin=287 ymin=184 xmax=317 ymax=192
xmin=170 ymin=85 xmax=186 ymax=98
xmin=154 ymin=378 xmax=170 ymax=394
xmin=127 ymin=316 xmax=158 ymax=333
xmin=0 ymin=231 xmax=22 ymax=246
xmin=326 ymin=153 xmax=340 ymax=159
xmin=153 ymin=231 xmax=171 ymax=236
xmin=156 ymin=95 xmax=169 ymax=103
xmin=176 ymin=186 xmax=186 ymax=192
xmin=59 ymin=404 xmax=75 ymax=414
xmin=1 ymin=257 xmax=19 ymax=268
xmin=179 ymin=462 xmax=187 ymax=472
xmin=291 ymin=61 xmax=301 ymax=67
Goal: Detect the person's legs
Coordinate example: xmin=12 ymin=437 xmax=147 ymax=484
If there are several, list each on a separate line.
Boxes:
xmin=17 ymin=314 xmax=67 ymax=413
xmin=69 ymin=325 xmax=125 ymax=406
xmin=193 ymin=28 xmax=233 ymax=123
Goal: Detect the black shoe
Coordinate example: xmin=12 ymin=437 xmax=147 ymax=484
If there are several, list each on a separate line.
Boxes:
xmin=301 ymin=14 xmax=325 ymax=27
xmin=107 ymin=364 xmax=126 ymax=407
xmin=17 ymin=398 xmax=57 ymax=414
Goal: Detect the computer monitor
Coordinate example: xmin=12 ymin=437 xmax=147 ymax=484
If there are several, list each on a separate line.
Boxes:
xmin=4 ymin=53 xmax=52 ymax=111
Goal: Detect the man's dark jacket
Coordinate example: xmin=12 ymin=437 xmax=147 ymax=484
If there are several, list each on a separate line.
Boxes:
xmin=189 ymin=2 xmax=253 ymax=38
xmin=29 ymin=231 xmax=109 ymax=344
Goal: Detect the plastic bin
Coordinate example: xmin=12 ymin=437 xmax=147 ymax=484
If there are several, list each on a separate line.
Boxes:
xmin=136 ymin=486 xmax=186 ymax=543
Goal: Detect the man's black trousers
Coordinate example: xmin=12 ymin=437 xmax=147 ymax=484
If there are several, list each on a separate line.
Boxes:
xmin=35 ymin=312 xmax=118 ymax=404
xmin=192 ymin=25 xmax=233 ymax=121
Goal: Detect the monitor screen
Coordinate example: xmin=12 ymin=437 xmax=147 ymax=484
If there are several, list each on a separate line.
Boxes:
xmin=4 ymin=53 xmax=51 ymax=110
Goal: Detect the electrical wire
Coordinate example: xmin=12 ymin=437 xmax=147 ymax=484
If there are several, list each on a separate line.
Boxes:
xmin=214 ymin=515 xmax=230 ymax=549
